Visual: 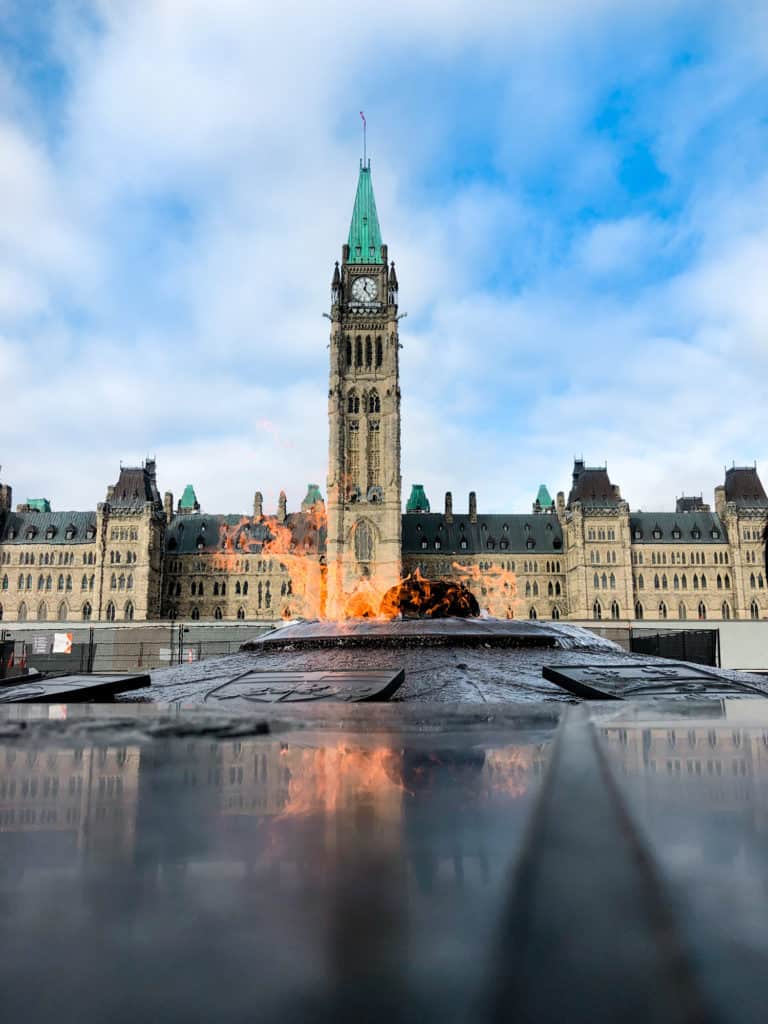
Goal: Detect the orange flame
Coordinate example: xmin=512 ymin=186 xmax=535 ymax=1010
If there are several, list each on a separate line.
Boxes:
xmin=215 ymin=506 xmax=520 ymax=621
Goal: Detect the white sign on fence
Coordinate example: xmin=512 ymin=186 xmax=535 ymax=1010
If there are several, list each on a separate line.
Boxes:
xmin=52 ymin=633 xmax=73 ymax=655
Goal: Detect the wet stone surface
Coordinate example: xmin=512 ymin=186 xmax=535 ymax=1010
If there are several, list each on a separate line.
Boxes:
xmin=130 ymin=619 xmax=766 ymax=707
xmin=2 ymin=699 xmax=768 ymax=1022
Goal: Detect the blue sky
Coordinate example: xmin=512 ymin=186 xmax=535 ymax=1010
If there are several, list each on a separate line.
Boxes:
xmin=0 ymin=0 xmax=767 ymax=516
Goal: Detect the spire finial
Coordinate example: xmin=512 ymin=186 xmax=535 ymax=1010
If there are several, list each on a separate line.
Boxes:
xmin=360 ymin=110 xmax=367 ymax=166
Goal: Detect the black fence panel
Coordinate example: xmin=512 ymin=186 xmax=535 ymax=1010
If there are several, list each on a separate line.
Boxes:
xmin=630 ymin=629 xmax=720 ymax=668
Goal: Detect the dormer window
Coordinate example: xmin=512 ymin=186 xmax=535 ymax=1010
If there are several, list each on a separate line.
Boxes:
xmin=503 ymin=523 xmax=509 ymax=532
xmin=526 ymin=538 xmax=535 ymax=549
xmin=434 ymin=539 xmax=441 ymax=550
xmin=196 ymin=536 xmax=205 ymax=550
xmin=672 ymin=528 xmax=681 ymax=540
xmin=691 ymin=527 xmax=700 ymax=539
xmin=652 ymin=528 xmax=662 ymax=540
xmin=500 ymin=539 xmax=509 ymax=550
xmin=711 ymin=528 xmax=720 ymax=539
xmin=86 ymin=526 xmax=96 ymax=540
xmin=420 ymin=538 xmax=428 ymax=550
xmin=45 ymin=527 xmax=56 ymax=540
xmin=634 ymin=529 xmax=642 ymax=540
xmin=26 ymin=527 xmax=36 ymax=540
xmin=460 ymin=538 xmax=468 ymax=550
xmin=487 ymin=540 xmax=495 ymax=551
xmin=65 ymin=526 xmax=75 ymax=540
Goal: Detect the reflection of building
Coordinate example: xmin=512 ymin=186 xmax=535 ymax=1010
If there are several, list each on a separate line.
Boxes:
xmin=599 ymin=720 xmax=768 ymax=814
xmin=0 ymin=740 xmax=140 ymax=864
xmin=0 ymin=158 xmax=765 ymax=624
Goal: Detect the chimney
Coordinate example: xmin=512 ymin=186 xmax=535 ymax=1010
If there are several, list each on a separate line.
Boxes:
xmin=556 ymin=491 xmax=565 ymax=513
xmin=106 ymin=485 xmax=115 ymax=501
xmin=469 ymin=491 xmax=477 ymax=523
xmin=714 ymin=485 xmax=726 ymax=519
xmin=253 ymin=491 xmax=263 ymax=519
xmin=445 ymin=491 xmax=453 ymax=523
xmin=163 ymin=491 xmax=173 ymax=524
xmin=277 ymin=490 xmax=287 ymax=524
xmin=0 ymin=482 xmax=11 ymax=512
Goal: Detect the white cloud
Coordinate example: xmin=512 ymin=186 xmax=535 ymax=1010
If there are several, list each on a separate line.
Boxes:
xmin=0 ymin=0 xmax=767 ymax=518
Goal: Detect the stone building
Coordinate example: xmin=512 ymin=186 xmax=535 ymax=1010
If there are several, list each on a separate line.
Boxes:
xmin=0 ymin=158 xmax=766 ymax=625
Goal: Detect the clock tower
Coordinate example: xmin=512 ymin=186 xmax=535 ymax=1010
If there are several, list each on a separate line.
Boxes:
xmin=326 ymin=158 xmax=402 ymax=616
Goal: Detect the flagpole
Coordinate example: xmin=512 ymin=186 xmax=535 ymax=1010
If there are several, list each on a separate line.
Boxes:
xmin=360 ymin=110 xmax=367 ymax=166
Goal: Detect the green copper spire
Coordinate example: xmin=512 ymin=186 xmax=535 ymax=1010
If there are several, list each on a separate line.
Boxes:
xmin=347 ymin=161 xmax=384 ymax=264
xmin=26 ymin=498 xmax=51 ymax=513
xmin=406 ymin=484 xmax=430 ymax=513
xmin=179 ymin=484 xmax=199 ymax=511
xmin=536 ymin=484 xmax=554 ymax=509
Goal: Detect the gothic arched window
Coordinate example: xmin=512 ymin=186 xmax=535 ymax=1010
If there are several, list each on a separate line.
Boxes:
xmin=365 ymin=336 xmax=372 ymax=366
xmin=347 ymin=390 xmax=360 ymax=414
xmin=635 ymin=601 xmax=643 ymax=619
xmin=659 ymin=600 xmax=667 ymax=619
xmin=354 ymin=520 xmax=374 ymax=563
xmin=375 ymin=337 xmax=383 ymax=367
xmin=751 ymin=599 xmax=759 ymax=620
xmin=355 ymin=337 xmax=363 ymax=366
xmin=106 ymin=601 xmax=116 ymax=622
xmin=610 ymin=600 xmax=620 ymax=620
xmin=593 ymin=600 xmax=602 ymax=621
xmin=82 ymin=602 xmax=92 ymax=621
xmin=678 ymin=602 xmax=687 ymax=620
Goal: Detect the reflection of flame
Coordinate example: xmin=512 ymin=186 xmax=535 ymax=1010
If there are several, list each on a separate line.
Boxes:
xmin=215 ymin=505 xmax=519 ymax=621
xmin=483 ymin=747 xmax=534 ymax=800
xmin=278 ymin=744 xmax=407 ymax=820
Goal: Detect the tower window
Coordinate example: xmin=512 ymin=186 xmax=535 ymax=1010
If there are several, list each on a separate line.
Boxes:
xmin=375 ymin=337 xmax=383 ymax=367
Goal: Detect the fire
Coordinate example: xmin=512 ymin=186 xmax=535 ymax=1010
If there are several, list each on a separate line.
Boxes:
xmin=215 ymin=504 xmax=520 ymax=621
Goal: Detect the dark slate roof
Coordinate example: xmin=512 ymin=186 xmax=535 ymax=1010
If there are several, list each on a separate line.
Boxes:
xmin=165 ymin=513 xmax=326 ymax=557
xmin=0 ymin=510 xmax=97 ymax=545
xmin=567 ymin=461 xmax=620 ymax=507
xmin=629 ymin=512 xmax=727 ymax=545
xmin=724 ymin=467 xmax=768 ymax=508
xmin=108 ymin=465 xmax=162 ymax=508
xmin=675 ymin=496 xmax=708 ymax=514
xmin=401 ymin=513 xmax=563 ymax=556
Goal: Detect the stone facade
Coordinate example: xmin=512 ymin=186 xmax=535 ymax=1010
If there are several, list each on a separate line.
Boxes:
xmin=325 ymin=160 xmax=402 ymax=616
xmin=1 ymin=161 xmax=766 ymax=626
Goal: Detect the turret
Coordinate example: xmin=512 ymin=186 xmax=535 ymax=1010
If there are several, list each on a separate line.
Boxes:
xmin=331 ymin=262 xmax=341 ymax=306
xmin=302 ymin=484 xmax=324 ymax=513
xmin=253 ymin=491 xmax=263 ymax=519
xmin=388 ymin=262 xmax=398 ymax=306
xmin=163 ymin=491 xmax=173 ymax=524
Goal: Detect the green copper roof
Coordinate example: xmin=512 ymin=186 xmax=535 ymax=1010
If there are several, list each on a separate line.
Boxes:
xmin=302 ymin=483 xmax=324 ymax=508
xmin=179 ymin=484 xmax=198 ymax=510
xmin=536 ymin=484 xmax=554 ymax=508
xmin=26 ymin=498 xmax=51 ymax=513
xmin=347 ymin=162 xmax=384 ymax=264
xmin=406 ymin=484 xmax=430 ymax=513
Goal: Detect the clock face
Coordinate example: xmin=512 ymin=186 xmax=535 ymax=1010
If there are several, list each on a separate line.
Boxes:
xmin=351 ymin=276 xmax=377 ymax=303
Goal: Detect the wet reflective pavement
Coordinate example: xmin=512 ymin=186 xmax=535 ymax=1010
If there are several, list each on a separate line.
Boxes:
xmin=1 ymin=700 xmax=768 ymax=1021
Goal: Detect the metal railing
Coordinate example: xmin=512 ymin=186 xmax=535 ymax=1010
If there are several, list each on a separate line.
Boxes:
xmin=630 ymin=628 xmax=721 ymax=668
